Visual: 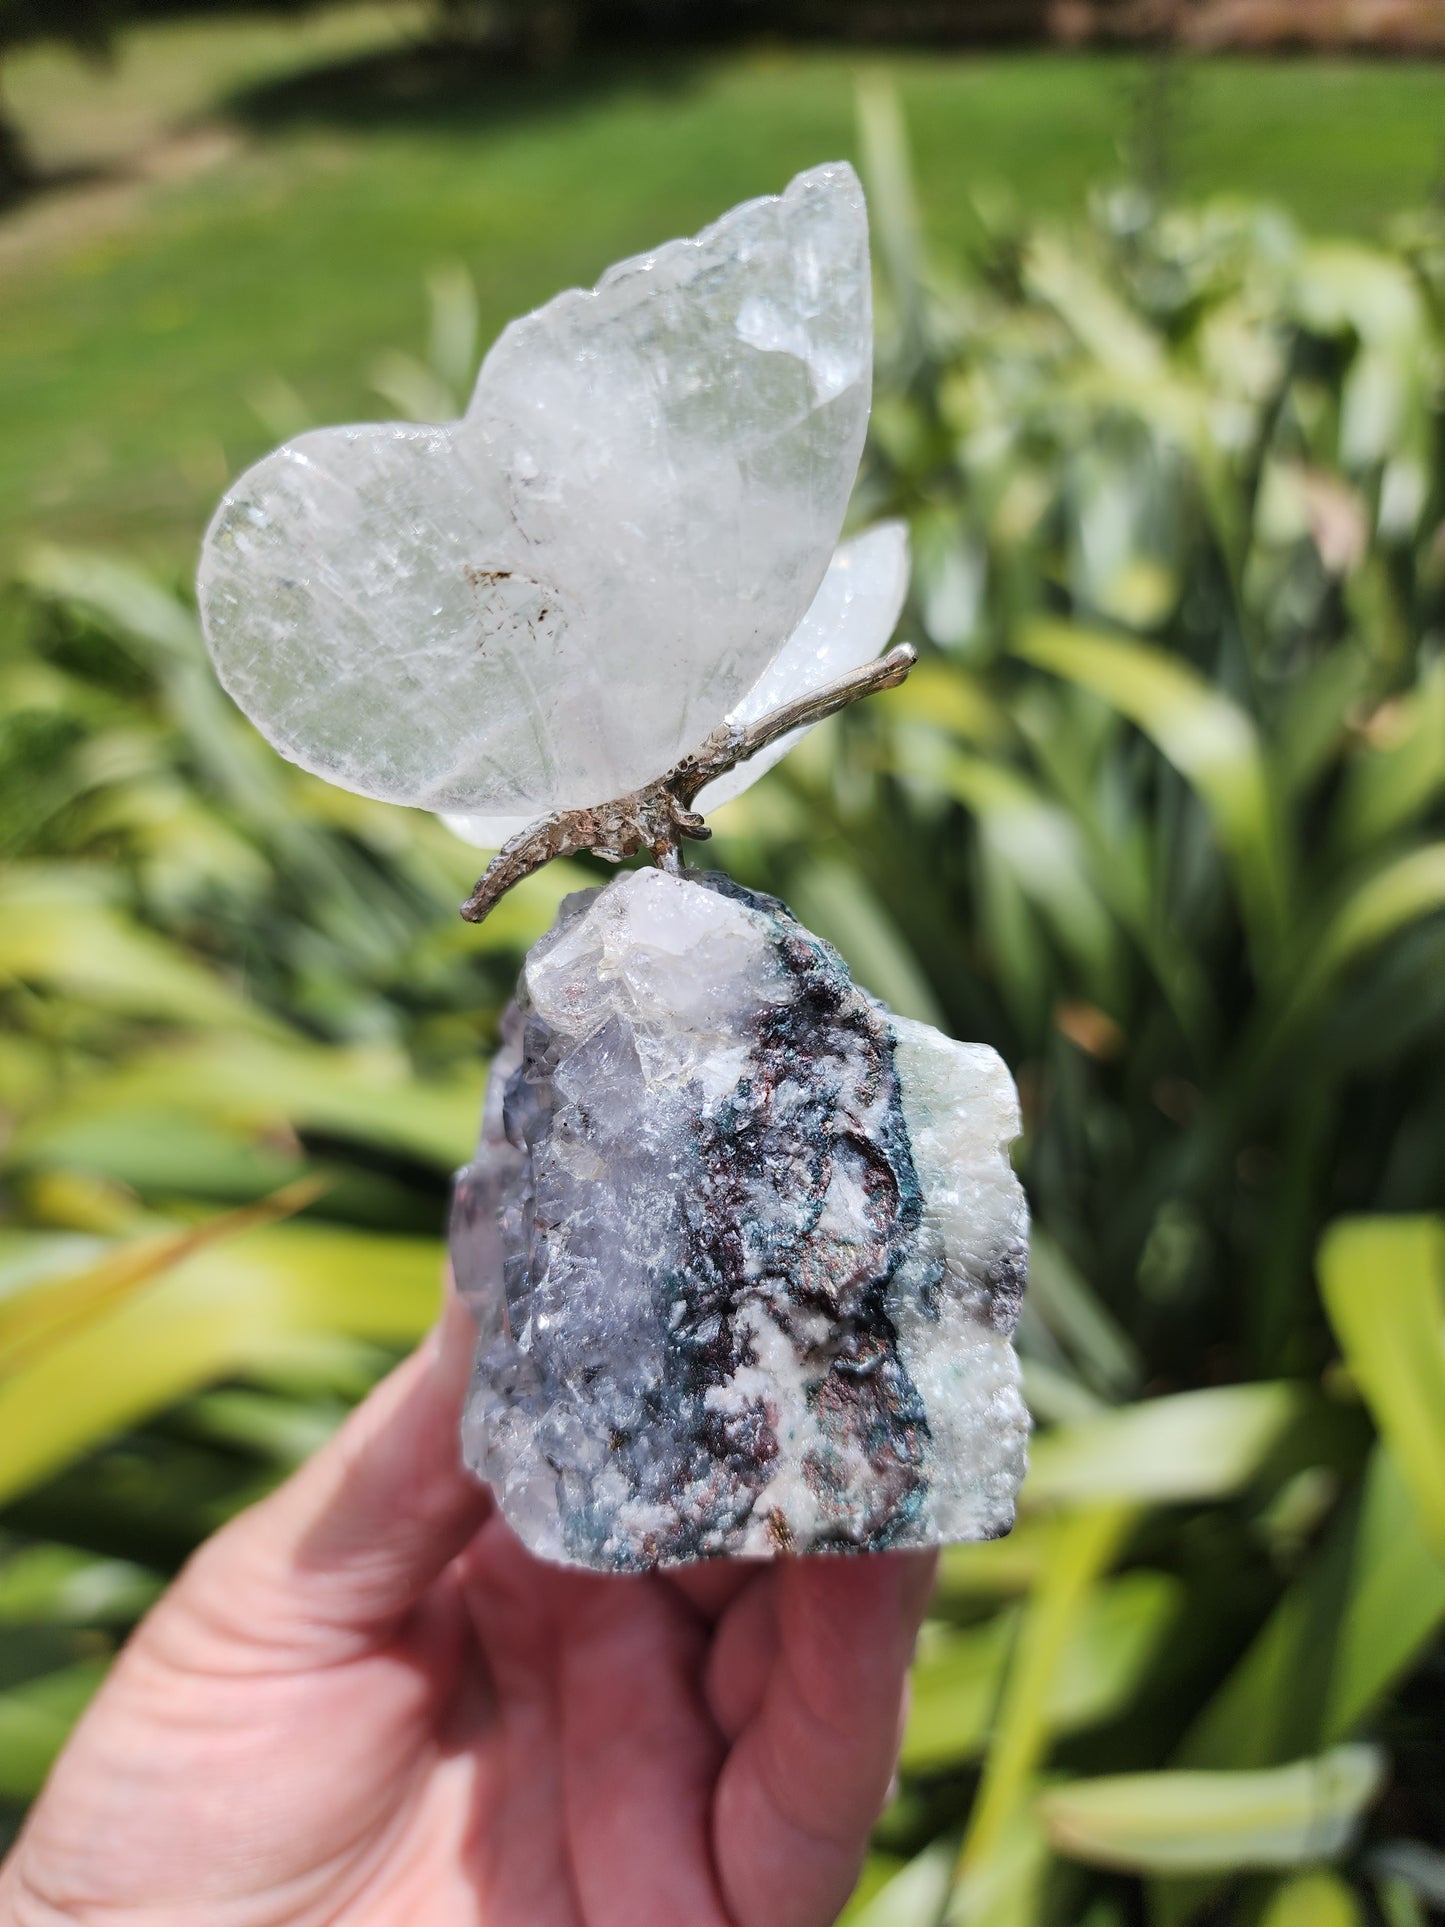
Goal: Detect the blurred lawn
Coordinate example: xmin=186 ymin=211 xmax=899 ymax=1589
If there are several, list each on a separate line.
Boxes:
xmin=3 ymin=7 xmax=1444 ymax=566
xmin=3 ymin=12 xmax=1445 ymax=1915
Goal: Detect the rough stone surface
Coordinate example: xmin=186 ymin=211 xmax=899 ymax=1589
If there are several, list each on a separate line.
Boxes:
xmin=451 ymin=868 xmax=1029 ymax=1570
xmin=198 ymin=165 xmax=872 ymax=819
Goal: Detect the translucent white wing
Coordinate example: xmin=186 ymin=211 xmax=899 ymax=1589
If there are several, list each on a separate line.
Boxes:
xmin=199 ymin=165 xmax=871 ymax=816
xmin=439 ymin=810 xmax=537 ymax=852
xmin=698 ymin=519 xmax=909 ymax=814
xmin=442 ymin=521 xmax=909 ymax=851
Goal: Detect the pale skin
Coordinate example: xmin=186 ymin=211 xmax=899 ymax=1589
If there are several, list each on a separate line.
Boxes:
xmin=0 ymin=1288 xmax=935 ymax=1927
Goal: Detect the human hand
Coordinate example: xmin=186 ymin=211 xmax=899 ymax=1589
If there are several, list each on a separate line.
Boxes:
xmin=0 ymin=1290 xmax=935 ymax=1927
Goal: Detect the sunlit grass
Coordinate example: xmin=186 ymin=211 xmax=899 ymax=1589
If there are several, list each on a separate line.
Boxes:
xmin=6 ymin=3 xmax=422 ymax=175
xmin=2 ymin=14 xmax=1442 ymax=568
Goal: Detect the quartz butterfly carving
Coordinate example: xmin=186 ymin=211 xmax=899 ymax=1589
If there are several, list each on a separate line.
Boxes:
xmin=196 ymin=165 xmax=1031 ymax=1570
xmin=198 ymin=163 xmax=913 ymax=917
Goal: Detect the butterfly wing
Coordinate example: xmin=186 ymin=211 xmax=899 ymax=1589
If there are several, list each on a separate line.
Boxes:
xmin=198 ymin=165 xmax=871 ymax=817
xmin=694 ymin=520 xmax=910 ymax=816
xmin=439 ymin=810 xmax=537 ymax=853
xmin=442 ymin=521 xmax=910 ymax=850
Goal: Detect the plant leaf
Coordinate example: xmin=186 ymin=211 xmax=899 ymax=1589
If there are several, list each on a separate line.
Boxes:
xmin=0 ymin=868 xmax=285 ymax=1037
xmin=1038 ymin=1745 xmax=1385 ymax=1873
xmin=1016 ymin=619 xmax=1288 ymax=966
xmin=0 ymin=1179 xmax=323 ymax=1378
xmin=941 ymin=753 xmax=1118 ymax=993
xmin=1024 ymin=1384 xmax=1299 ymax=1508
xmin=1335 ymin=659 xmax=1445 ymax=849
xmin=843 ymin=1843 xmax=952 ymax=1927
xmin=22 ymin=546 xmax=199 ymax=661
xmin=0 ymin=1540 xmax=161 ymax=1626
xmin=0 ymin=1223 xmax=439 ymax=1505
xmin=903 ymin=1571 xmax=1179 ymax=1771
xmin=957 ymin=1506 xmax=1134 ymax=1878
xmin=1259 ymin=1870 xmax=1365 ymax=1927
xmin=1324 ymin=1444 xmax=1445 ymax=1741
xmin=1025 ymin=1231 xmax=1142 ymax=1400
xmin=1318 ymin=1216 xmax=1445 ymax=1566
xmin=10 ymin=1035 xmax=481 ymax=1173
xmin=0 ymin=1658 xmax=111 ymax=1801
xmin=1181 ymin=1446 xmax=1445 ymax=1772
xmin=1288 ymin=847 xmax=1445 ymax=1023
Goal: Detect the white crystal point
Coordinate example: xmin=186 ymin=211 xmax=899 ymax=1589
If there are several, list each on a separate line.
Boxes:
xmin=442 ymin=518 xmax=910 ymax=850
xmin=450 ymin=868 xmax=1030 ymax=1569
xmin=198 ymin=164 xmax=871 ymax=817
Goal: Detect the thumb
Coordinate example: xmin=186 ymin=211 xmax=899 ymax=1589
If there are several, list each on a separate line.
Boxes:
xmin=154 ymin=1278 xmax=492 ymax=1667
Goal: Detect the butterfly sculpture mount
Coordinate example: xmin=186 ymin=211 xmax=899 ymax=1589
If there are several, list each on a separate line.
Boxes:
xmin=195 ymin=164 xmax=1033 ymax=1573
xmin=457 ymin=639 xmax=916 ymax=921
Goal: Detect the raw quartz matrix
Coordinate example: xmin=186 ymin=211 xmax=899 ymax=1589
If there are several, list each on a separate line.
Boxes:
xmin=452 ymin=869 xmax=1029 ymax=1570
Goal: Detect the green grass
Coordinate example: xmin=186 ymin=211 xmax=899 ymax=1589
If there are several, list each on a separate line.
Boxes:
xmin=5 ymin=4 xmax=421 ymax=175
xmin=2 ymin=12 xmax=1443 ymax=570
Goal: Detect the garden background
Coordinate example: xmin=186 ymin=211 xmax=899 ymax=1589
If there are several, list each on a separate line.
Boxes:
xmin=2 ymin=5 xmax=1444 ymax=1922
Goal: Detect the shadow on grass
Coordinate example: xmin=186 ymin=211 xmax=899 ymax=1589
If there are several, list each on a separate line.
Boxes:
xmin=0 ymin=142 xmax=112 ymax=214
xmin=221 ymin=39 xmax=705 ymax=141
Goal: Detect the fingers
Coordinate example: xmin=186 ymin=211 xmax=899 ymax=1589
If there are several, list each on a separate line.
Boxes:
xmin=666 ymin=1561 xmax=763 ymax=1623
xmin=454 ymin=1520 xmax=589 ymax=1927
xmin=153 ymin=1280 xmax=492 ymax=1667
xmin=557 ymin=1574 xmax=732 ymax=1927
xmin=704 ymin=1573 xmax=776 ymax=1742
xmin=713 ymin=1549 xmax=936 ymax=1927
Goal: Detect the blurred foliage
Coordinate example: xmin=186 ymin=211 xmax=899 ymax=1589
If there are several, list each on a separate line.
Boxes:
xmin=3 ymin=85 xmax=1445 ymax=1922
xmin=0 ymin=0 xmax=340 ymax=198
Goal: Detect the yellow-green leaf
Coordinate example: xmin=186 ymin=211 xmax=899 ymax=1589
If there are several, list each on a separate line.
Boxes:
xmin=948 ymin=1801 xmax=1050 ymax=1927
xmin=941 ymin=753 xmax=1117 ymax=991
xmin=0 ymin=1178 xmax=322 ymax=1377
xmin=903 ymin=1571 xmax=1179 ymax=1772
xmin=1180 ymin=1447 xmax=1445 ymax=1772
xmin=0 ymin=1222 xmax=440 ymax=1505
xmin=1024 ymin=234 xmax=1165 ymax=376
xmin=842 ymin=1844 xmax=951 ymax=1927
xmin=10 ymin=1034 xmax=481 ymax=1173
xmin=0 ymin=1659 xmax=110 ymax=1801
xmin=1324 ymin=1447 xmax=1445 ymax=1741
xmin=957 ymin=1505 xmax=1133 ymax=1878
xmin=934 ymin=1514 xmax=1061 ymax=1604
xmin=1260 ymin=1870 xmax=1364 ymax=1927
xmin=1290 ymin=847 xmax=1445 ymax=1019
xmin=0 ymin=868 xmax=284 ymax=1037
xmin=1016 ymin=619 xmax=1288 ymax=961
xmin=0 ymin=1541 xmax=161 ymax=1626
xmin=1318 ymin=1216 xmax=1445 ymax=1565
xmin=1024 ymin=1384 xmax=1298 ymax=1508
xmin=1336 ymin=659 xmax=1445 ymax=849
xmin=1038 ymin=1746 xmax=1385 ymax=1874
xmin=22 ymin=545 xmax=199 ymax=660
xmin=884 ymin=661 xmax=1009 ymax=748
